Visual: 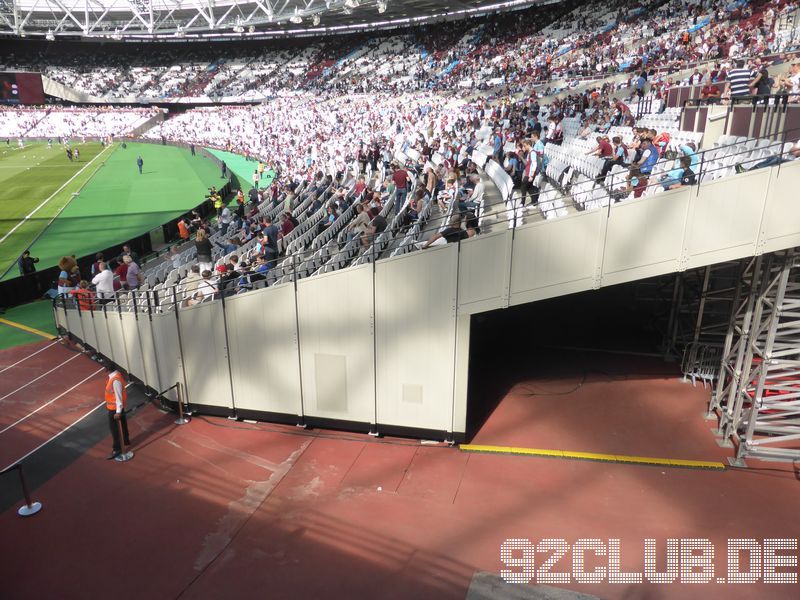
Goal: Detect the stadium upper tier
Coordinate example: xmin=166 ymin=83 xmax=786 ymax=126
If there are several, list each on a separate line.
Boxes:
xmin=0 ymin=107 xmax=161 ymax=139
xmin=1 ymin=0 xmax=797 ymax=102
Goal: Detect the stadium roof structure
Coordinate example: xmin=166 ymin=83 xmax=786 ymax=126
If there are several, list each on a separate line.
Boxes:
xmin=0 ymin=0 xmax=551 ymax=40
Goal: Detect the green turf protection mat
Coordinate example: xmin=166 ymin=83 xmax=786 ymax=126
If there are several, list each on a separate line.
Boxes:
xmin=0 ymin=142 xmax=107 ymax=278
xmin=7 ymin=142 xmax=222 ymax=281
xmin=205 ymin=148 xmax=275 ymax=191
xmin=1 ymin=300 xmax=58 ymax=336
xmin=0 ymin=322 xmax=41 ymax=351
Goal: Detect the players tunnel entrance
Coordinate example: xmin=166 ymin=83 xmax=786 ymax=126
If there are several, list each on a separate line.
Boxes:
xmin=464 ymin=278 xmax=675 ymax=443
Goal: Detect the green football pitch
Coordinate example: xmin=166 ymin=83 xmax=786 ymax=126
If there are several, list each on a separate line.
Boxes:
xmin=0 ymin=141 xmax=224 ymax=281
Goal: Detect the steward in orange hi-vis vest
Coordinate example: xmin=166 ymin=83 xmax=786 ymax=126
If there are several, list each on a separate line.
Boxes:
xmin=105 ymin=372 xmax=127 ymax=411
xmin=104 ymin=365 xmax=131 ymax=459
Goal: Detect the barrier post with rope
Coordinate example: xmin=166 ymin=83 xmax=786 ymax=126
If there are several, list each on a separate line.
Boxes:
xmin=174 ymin=381 xmax=190 ymax=426
xmin=1 ymin=464 xmax=43 ymax=517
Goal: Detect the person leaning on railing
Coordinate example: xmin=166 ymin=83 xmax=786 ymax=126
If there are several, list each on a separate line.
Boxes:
xmin=69 ymin=280 xmax=95 ymax=311
xmin=660 ymin=156 xmax=697 ymax=191
xmin=735 ymin=140 xmax=800 ymax=174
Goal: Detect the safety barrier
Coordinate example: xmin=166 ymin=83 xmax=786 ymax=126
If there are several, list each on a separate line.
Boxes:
xmin=53 ymin=159 xmax=800 ymax=440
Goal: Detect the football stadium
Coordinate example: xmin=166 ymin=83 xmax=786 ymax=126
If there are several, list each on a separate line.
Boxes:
xmin=0 ymin=0 xmax=799 ymax=598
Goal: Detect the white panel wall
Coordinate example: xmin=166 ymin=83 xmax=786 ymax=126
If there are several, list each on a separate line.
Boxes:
xmin=178 ymin=301 xmax=233 ymax=410
xmin=452 ymin=314 xmax=471 ymax=436
xmin=106 ymin=313 xmax=129 ymax=373
xmin=54 ymin=159 xmax=800 ymax=439
xmin=93 ymin=308 xmax=114 ymax=359
xmin=225 ymin=283 xmax=303 ymax=417
xmin=120 ymin=312 xmax=145 ymax=384
xmin=297 ymin=264 xmax=375 ymax=424
xmin=509 ymin=209 xmax=604 ymax=306
xmin=54 ymin=307 xmax=67 ymax=332
xmin=136 ymin=317 xmax=162 ymax=392
xmin=761 ymin=160 xmax=800 ymax=254
xmin=78 ymin=309 xmax=98 ymax=350
xmin=66 ymin=310 xmax=84 ymax=345
xmin=457 ymin=229 xmax=513 ymax=315
xmin=150 ymin=312 xmax=184 ymax=402
xmin=601 ymin=187 xmax=691 ymax=286
xmin=375 ymin=244 xmax=458 ymax=431
xmin=684 ymin=168 xmax=769 ymax=269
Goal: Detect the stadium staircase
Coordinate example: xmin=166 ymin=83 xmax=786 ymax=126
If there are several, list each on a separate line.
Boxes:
xmin=129 ymin=111 xmax=165 ymax=138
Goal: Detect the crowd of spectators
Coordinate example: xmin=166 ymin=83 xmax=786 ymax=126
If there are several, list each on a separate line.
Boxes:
xmin=0 ymin=106 xmax=160 ymax=139
xmin=2 ymin=0 xmax=796 ymax=102
xmin=6 ymin=0 xmax=800 ymax=305
xmin=50 ymin=244 xmax=145 ymax=309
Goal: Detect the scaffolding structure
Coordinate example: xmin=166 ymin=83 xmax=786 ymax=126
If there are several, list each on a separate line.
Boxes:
xmin=708 ymin=249 xmax=800 ymax=464
xmin=665 ymin=262 xmax=740 ymax=385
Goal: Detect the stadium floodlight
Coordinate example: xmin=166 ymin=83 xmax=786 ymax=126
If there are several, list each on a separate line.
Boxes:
xmin=233 ymin=15 xmax=245 ymax=33
xmin=289 ymin=8 xmax=303 ymax=23
xmin=312 ymin=14 xmax=321 ymax=26
xmin=377 ymin=1 xmax=387 ymax=13
xmin=345 ymin=0 xmax=359 ymax=8
xmin=111 ymin=28 xmax=123 ymax=40
xmin=248 ymin=25 xmax=255 ymax=33
xmin=45 ymin=29 xmax=55 ymax=41
xmin=174 ymin=26 xmax=186 ymax=38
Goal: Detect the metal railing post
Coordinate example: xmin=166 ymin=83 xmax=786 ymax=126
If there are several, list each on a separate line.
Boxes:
xmin=171 ymin=285 xmax=189 ymax=408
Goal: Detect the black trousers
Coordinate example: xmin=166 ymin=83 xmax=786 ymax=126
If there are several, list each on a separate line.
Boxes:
xmin=108 ymin=410 xmax=131 ymax=453
xmin=520 ymin=177 xmax=540 ymax=205
xmin=598 ymin=157 xmax=623 ymax=183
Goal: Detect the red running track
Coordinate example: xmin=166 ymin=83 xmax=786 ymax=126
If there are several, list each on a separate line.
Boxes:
xmin=0 ymin=340 xmax=106 ymax=469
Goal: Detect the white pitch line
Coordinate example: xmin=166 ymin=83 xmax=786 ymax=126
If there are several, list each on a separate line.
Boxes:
xmin=0 ymin=143 xmax=111 ymax=245
xmin=0 ymin=165 xmax=80 ymax=169
xmin=0 ymin=353 xmax=81 ymax=403
xmin=0 ymin=367 xmax=104 ymax=435
xmin=2 ymin=401 xmax=105 ymax=471
xmin=0 ymin=340 xmax=60 ymax=374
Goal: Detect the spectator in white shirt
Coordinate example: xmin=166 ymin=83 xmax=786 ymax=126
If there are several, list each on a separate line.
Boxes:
xmin=91 ymin=261 xmax=115 ymax=302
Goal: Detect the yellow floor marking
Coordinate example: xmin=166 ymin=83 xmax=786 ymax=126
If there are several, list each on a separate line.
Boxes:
xmin=459 ymin=444 xmax=725 ymax=470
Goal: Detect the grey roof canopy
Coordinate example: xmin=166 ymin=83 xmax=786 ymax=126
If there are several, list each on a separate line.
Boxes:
xmin=0 ymin=0 xmax=548 ymax=39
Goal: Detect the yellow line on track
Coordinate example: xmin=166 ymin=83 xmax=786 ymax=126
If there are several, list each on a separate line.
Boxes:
xmin=0 ymin=318 xmax=56 ymax=340
xmin=459 ymin=444 xmax=726 ymax=470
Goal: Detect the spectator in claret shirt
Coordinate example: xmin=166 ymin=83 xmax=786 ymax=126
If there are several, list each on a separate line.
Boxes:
xmin=700 ymin=82 xmax=722 ymax=101
xmin=353 ymin=175 xmax=367 ymax=197
xmin=391 ymin=163 xmax=410 ymax=216
xmin=587 ymin=135 xmax=613 ymax=159
xmin=280 ymin=212 xmax=295 ymax=238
